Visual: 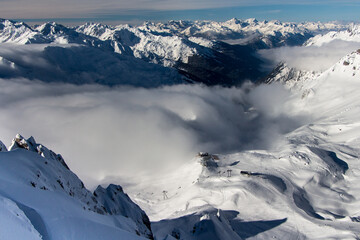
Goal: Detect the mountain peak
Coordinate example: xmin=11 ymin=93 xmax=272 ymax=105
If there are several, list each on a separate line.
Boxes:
xmin=245 ymin=18 xmax=259 ymax=24
xmin=36 ymin=22 xmax=64 ymax=33
xmin=227 ymin=18 xmax=241 ymax=24
xmin=0 ymin=19 xmax=41 ymax=44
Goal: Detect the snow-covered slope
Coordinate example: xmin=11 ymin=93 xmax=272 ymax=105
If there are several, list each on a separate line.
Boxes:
xmin=295 ymin=49 xmax=360 ymax=111
xmin=306 ymin=24 xmax=360 ymax=46
xmin=265 ymin=48 xmax=360 ymax=92
xmin=115 ymin=49 xmax=360 ymax=240
xmin=125 ymin=142 xmax=360 ymax=239
xmin=0 ymin=134 xmax=153 ymax=239
xmin=0 ymin=19 xmax=46 ymax=44
xmin=264 ymin=23 xmax=360 ymax=90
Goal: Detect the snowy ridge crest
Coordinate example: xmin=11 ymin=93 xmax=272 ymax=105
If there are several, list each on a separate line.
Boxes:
xmin=0 ymin=134 xmax=153 ymax=239
xmin=0 ymin=19 xmax=46 ymax=44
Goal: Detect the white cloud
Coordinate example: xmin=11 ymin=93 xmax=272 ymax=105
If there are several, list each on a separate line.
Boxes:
xmin=0 ymin=78 xmax=307 ymax=189
xmin=258 ymin=40 xmax=360 ymax=72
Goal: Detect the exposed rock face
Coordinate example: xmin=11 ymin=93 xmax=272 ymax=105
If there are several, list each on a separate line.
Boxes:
xmin=95 ymin=184 xmax=153 ymax=239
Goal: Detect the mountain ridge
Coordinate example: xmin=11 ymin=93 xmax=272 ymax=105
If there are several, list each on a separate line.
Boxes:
xmin=0 ymin=134 xmax=153 ymax=239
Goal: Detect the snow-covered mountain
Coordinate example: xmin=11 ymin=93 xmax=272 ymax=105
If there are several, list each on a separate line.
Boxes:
xmin=267 ymin=48 xmax=360 ymax=110
xmin=116 ymin=49 xmax=360 ymax=240
xmin=306 ymin=24 xmax=360 ymax=46
xmin=0 ymin=19 xmax=46 ymax=44
xmin=265 ymin=49 xmax=360 ymax=91
xmin=0 ymin=18 xmax=348 ymax=86
xmin=138 ymin=18 xmax=344 ymax=47
xmin=0 ymin=134 xmax=153 ymax=239
xmin=264 ymin=62 xmax=320 ymax=91
xmin=115 ymin=27 xmax=360 ymax=239
xmin=1 ymin=18 xmax=344 ymax=48
xmin=2 ymin=17 xmax=360 ymax=240
xmin=263 ymin=24 xmax=360 ymax=89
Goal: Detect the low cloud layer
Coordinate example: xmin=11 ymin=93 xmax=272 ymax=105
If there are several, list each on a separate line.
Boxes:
xmin=0 ymin=78 xmax=307 ymax=188
xmin=259 ymin=40 xmax=360 ymax=72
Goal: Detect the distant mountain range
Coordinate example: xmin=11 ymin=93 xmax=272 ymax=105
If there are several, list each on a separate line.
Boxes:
xmin=0 ymin=18 xmax=348 ymax=87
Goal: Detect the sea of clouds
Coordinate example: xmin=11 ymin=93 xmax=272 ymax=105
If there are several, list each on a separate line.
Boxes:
xmin=4 ymin=41 xmax=350 ymax=188
xmin=0 ymin=77 xmax=307 ymax=188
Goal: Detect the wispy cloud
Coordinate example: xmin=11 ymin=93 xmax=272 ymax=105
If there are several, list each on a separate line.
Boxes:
xmin=267 ymin=9 xmax=282 ymax=14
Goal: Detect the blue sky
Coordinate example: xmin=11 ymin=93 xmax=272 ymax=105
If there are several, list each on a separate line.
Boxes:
xmin=4 ymin=1 xmax=360 ymax=25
